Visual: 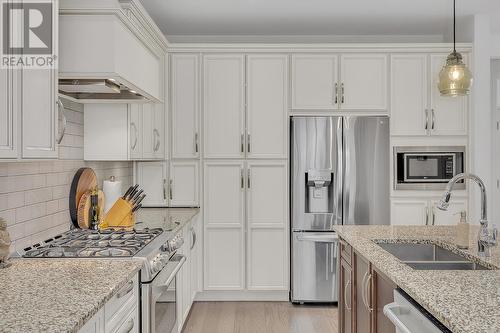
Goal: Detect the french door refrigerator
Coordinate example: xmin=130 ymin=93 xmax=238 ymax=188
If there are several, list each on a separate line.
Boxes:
xmin=290 ymin=116 xmax=390 ymax=303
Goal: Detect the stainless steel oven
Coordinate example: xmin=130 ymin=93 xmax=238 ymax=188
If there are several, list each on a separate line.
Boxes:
xmin=394 ymin=146 xmax=465 ymax=190
xmin=142 ymin=254 xmax=186 ymax=333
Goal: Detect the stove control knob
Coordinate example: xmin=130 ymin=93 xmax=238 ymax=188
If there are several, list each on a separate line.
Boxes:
xmin=151 ymin=257 xmax=163 ymax=273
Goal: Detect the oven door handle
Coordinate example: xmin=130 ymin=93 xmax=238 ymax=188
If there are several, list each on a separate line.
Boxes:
xmin=160 ymin=254 xmax=186 ymax=288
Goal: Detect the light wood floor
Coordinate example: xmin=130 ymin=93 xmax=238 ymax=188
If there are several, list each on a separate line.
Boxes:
xmin=182 ymin=302 xmax=338 ymax=333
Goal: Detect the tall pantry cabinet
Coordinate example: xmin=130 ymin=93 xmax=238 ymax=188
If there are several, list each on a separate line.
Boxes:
xmin=202 ymin=54 xmax=289 ymax=294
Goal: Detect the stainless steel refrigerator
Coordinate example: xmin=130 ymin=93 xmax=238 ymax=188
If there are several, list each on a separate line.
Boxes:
xmin=290 ymin=116 xmax=390 ymax=303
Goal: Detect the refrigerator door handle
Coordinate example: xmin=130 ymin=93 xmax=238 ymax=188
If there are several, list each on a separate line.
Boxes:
xmin=296 ymin=234 xmax=339 ymax=243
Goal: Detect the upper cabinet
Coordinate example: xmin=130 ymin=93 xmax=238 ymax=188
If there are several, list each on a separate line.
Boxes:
xmin=391 ymin=53 xmax=468 ymax=136
xmin=203 ymin=55 xmax=246 ymax=159
xmin=291 ymin=54 xmax=387 ymax=112
xmin=171 ymin=54 xmax=200 ymax=159
xmin=246 ymin=55 xmax=288 ymax=159
xmin=0 ymin=68 xmax=17 ymax=159
xmin=203 ymin=54 xmax=288 ymax=159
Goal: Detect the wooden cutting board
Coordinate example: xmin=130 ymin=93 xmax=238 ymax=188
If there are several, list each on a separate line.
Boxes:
xmin=69 ymin=168 xmax=97 ymax=227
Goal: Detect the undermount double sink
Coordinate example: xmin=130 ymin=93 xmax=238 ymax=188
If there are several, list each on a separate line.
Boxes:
xmin=376 ymin=242 xmax=490 ymax=270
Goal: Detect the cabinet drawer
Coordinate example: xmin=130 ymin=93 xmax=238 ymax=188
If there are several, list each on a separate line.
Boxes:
xmin=340 ymin=238 xmax=352 ymax=265
xmin=109 ymin=305 xmax=138 ymax=333
xmin=105 ymin=275 xmax=138 ymax=324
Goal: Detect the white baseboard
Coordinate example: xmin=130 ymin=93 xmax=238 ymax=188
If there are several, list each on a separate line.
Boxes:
xmin=194 ymin=290 xmax=289 ymax=301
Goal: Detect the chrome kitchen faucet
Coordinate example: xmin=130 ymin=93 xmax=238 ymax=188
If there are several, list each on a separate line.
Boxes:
xmin=437 ymin=173 xmax=497 ymax=257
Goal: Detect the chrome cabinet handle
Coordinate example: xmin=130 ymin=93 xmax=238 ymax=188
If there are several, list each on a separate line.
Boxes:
xmin=425 ymin=207 xmax=429 ymax=225
xmin=119 ymin=318 xmax=134 ymax=333
xmin=190 ymin=227 xmax=196 ymax=250
xmin=153 ymin=129 xmax=160 ymax=152
xmin=365 ymin=273 xmax=373 ymax=312
xmin=344 ymin=279 xmax=351 ymax=310
xmin=130 ymin=123 xmax=138 ymax=150
xmin=247 ymin=168 xmax=251 ymax=189
xmin=432 ymin=207 xmax=436 ymax=226
xmin=334 ymin=83 xmax=338 ymax=104
xmin=240 ymin=168 xmax=244 ymax=189
xmin=194 ymin=132 xmax=199 ymax=153
xmin=361 ymin=271 xmax=368 ymax=308
xmin=424 ymin=109 xmax=429 ymax=130
xmin=341 ymin=83 xmax=345 ymax=104
xmin=431 ymin=109 xmax=435 ymax=130
xmin=56 ymin=99 xmax=66 ymax=144
xmin=169 ymin=179 xmax=173 ymax=200
xmin=247 ymin=133 xmax=251 ymax=153
xmin=117 ymin=281 xmax=134 ymax=298
xmin=163 ymin=179 xmax=167 ymax=201
xmin=240 ymin=134 xmax=244 ymax=153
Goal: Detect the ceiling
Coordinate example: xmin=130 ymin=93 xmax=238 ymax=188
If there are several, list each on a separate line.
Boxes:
xmin=139 ymin=0 xmax=500 ymax=42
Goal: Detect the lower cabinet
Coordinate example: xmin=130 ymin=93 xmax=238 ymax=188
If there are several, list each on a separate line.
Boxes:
xmin=390 ymin=198 xmax=467 ymax=226
xmin=339 ymin=242 xmax=396 ymax=333
xmin=79 ymin=274 xmax=139 ymax=333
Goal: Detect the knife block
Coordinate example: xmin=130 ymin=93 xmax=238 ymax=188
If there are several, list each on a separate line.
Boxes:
xmin=100 ymin=198 xmax=136 ymax=230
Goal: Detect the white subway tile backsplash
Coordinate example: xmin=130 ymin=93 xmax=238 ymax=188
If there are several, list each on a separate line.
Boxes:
xmin=7 ymin=192 xmax=25 ymax=209
xmin=0 ymin=209 xmax=16 ymax=225
xmin=46 ymin=200 xmax=60 ymax=215
xmin=25 ymin=188 xmax=52 ymax=205
xmin=0 ymin=194 xmax=7 ymax=211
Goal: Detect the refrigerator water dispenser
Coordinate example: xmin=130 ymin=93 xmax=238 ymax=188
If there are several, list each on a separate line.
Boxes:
xmin=305 ymin=170 xmax=333 ymax=213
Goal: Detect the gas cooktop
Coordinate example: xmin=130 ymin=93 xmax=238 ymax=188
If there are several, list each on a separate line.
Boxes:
xmin=22 ymin=228 xmax=163 ymax=258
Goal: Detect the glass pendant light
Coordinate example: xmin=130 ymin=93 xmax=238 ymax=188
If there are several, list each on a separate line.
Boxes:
xmin=438 ymin=0 xmax=473 ymax=96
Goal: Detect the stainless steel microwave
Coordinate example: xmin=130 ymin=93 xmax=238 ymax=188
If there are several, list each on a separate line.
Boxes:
xmin=394 ymin=146 xmax=465 ymax=190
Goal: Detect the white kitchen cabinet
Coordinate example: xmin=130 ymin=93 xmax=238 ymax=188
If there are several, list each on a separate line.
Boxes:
xmin=390 ymin=53 xmax=468 ymax=137
xmin=171 ymin=54 xmax=200 ymax=159
xmin=190 ymin=214 xmax=201 ymax=301
xmin=177 ymin=220 xmax=192 ymax=330
xmin=129 ymin=104 xmax=143 ymax=159
xmin=429 ymin=54 xmax=468 ymax=136
xmin=203 ymin=55 xmax=245 ymax=158
xmin=141 ymin=104 xmax=155 ymax=159
xmin=22 ymin=69 xmax=58 ymax=159
xmin=204 ymin=161 xmax=245 ymax=290
xmin=291 ymin=54 xmax=338 ymax=110
xmin=169 ymin=161 xmax=199 ymax=207
xmin=204 ymin=161 xmax=288 ymax=291
xmin=340 ymin=54 xmax=388 ymax=111
xmin=246 ymin=55 xmax=288 ymax=159
xmin=79 ymin=308 xmax=104 ymax=333
xmin=135 ymin=161 xmax=168 ymax=207
xmin=153 ymin=103 xmax=165 ymax=159
xmin=390 ymin=54 xmax=429 ymax=136
xmin=0 ymin=68 xmax=17 ymax=158
xmin=247 ymin=161 xmax=288 ymax=290
xmin=391 ymin=198 xmax=467 ymax=226
xmin=390 ymin=199 xmax=429 ymax=225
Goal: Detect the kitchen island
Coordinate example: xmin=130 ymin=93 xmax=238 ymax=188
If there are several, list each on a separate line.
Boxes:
xmin=334 ymin=225 xmax=500 ymax=333
xmin=0 ymin=258 xmax=142 ymax=333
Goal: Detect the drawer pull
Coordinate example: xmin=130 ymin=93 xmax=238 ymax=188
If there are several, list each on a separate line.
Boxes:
xmin=120 ymin=318 xmax=134 ymax=333
xmin=344 ymin=279 xmax=351 ymax=310
xmin=117 ymin=281 xmax=134 ymax=298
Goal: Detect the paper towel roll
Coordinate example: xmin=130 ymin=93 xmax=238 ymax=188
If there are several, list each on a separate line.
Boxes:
xmin=103 ymin=177 xmax=122 ymax=213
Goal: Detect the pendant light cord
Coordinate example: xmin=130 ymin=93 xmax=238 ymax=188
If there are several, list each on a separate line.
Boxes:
xmin=453 ymin=0 xmax=456 ymax=53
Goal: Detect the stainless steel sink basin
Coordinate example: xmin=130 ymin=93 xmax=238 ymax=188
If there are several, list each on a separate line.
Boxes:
xmin=376 ymin=242 xmax=492 ymax=271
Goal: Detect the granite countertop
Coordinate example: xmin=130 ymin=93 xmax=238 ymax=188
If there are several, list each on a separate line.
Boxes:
xmin=0 ymin=258 xmax=143 ymax=333
xmin=334 ymin=225 xmax=500 ymax=333
xmin=135 ymin=207 xmax=200 ymax=236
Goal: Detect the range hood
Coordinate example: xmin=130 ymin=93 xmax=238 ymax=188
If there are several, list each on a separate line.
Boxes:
xmin=59 ymin=0 xmax=167 ymax=103
xmin=58 ymin=79 xmax=146 ymax=101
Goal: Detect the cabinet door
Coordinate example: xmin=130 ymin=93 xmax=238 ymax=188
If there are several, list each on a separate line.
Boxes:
xmin=171 ymin=54 xmax=200 ymax=159
xmin=429 ymin=54 xmax=468 ymax=136
xmin=179 ymin=222 xmax=192 ymax=327
xmin=247 ymin=161 xmax=288 ymax=290
xmin=340 ymin=54 xmax=388 ymax=111
xmin=135 ymin=161 xmax=167 ymax=207
xmin=129 ymin=104 xmax=143 ymax=159
xmin=142 ymin=103 xmax=154 ymax=159
xmin=390 ymin=199 xmax=429 ymax=225
xmin=390 ymin=55 xmax=428 ymax=136
xmin=204 ymin=162 xmax=245 ymax=289
xmin=153 ymin=103 xmax=165 ymax=159
xmin=190 ymin=214 xmax=201 ymax=301
xmin=247 ymin=55 xmax=288 ymax=158
xmin=355 ymin=252 xmax=372 ymax=333
xmin=291 ymin=54 xmax=338 ymax=110
xmin=22 ymin=69 xmax=58 ymax=158
xmin=373 ymin=268 xmax=396 ymax=333
xmin=430 ymin=199 xmax=467 ymax=225
xmin=339 ymin=259 xmax=353 ymax=333
xmin=203 ymin=55 xmax=245 ymax=158
xmin=170 ymin=161 xmax=199 ymax=207
xmin=0 ymin=67 xmax=17 ymax=158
